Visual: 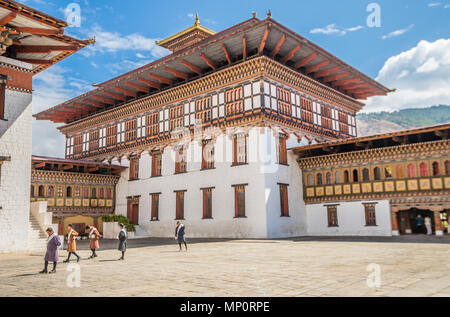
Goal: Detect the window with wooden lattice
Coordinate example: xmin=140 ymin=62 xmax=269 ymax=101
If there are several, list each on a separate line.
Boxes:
xmin=233 ymin=185 xmax=246 ymax=218
xmin=151 ymin=153 xmax=162 ymax=177
xmin=151 ymin=193 xmax=160 ymax=221
xmin=202 ymin=139 xmax=215 ymax=170
xmin=277 ymin=87 xmax=292 ymax=116
xmin=202 ymin=188 xmax=213 ymax=219
xmin=146 ymin=113 xmax=159 ymax=137
xmin=321 ymin=105 xmax=332 ymax=130
xmin=175 ymin=147 xmax=187 ymax=174
xmin=364 ymin=203 xmax=377 ymax=226
xmin=233 ymin=134 xmax=247 ymax=165
xmin=301 ymin=97 xmax=313 ymax=123
xmin=278 ymin=134 xmax=288 ymax=165
xmin=89 ymin=130 xmax=99 ymax=151
xmin=73 ymin=135 xmax=83 ymax=154
xmin=125 ymin=119 xmax=137 ymax=141
xmin=327 ymin=205 xmax=339 ymax=227
xmin=279 ymin=184 xmax=289 ymax=217
xmin=225 ymin=87 xmax=244 ymax=116
xmin=129 ymin=157 xmax=139 ymax=181
xmin=170 ymin=105 xmax=184 ymax=130
xmin=195 ymin=97 xmax=212 ymax=123
xmin=175 ymin=191 xmax=185 ymax=220
xmin=106 ymin=125 xmax=117 ymax=146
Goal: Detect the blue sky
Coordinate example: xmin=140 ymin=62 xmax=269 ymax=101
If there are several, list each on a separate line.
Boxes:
xmin=25 ymin=0 xmax=450 ymax=156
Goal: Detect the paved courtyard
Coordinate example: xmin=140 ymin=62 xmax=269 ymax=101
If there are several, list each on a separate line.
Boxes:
xmin=1 ymin=236 xmax=450 ymax=297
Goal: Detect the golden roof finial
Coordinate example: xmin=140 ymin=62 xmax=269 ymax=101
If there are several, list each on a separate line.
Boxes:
xmin=267 ymin=10 xmax=272 ymax=19
xmin=252 ymin=12 xmax=257 ymax=18
xmin=194 ymin=13 xmax=200 ymax=26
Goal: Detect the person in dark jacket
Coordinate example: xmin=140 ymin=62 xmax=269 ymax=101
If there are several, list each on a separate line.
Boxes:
xmin=175 ymin=221 xmax=187 ymax=252
xmin=40 ymin=228 xmax=61 ymax=274
xmin=117 ymin=223 xmax=127 ymax=260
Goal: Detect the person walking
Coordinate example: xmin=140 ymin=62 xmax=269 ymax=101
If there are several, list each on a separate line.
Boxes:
xmin=425 ymin=216 xmax=433 ymax=235
xmin=118 ymin=223 xmax=127 ymax=261
xmin=63 ymin=224 xmax=80 ymax=263
xmin=86 ymin=225 xmax=101 ymax=259
xmin=175 ymin=221 xmax=187 ymax=252
xmin=40 ymin=228 xmax=61 ymax=274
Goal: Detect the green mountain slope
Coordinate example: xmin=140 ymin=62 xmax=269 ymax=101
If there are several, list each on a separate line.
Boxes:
xmin=357 ymin=105 xmax=450 ymax=136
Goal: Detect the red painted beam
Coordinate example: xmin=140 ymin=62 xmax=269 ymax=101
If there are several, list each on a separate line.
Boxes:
xmin=164 ymin=67 xmax=189 ymax=80
xmin=243 ymin=35 xmax=247 ymax=60
xmin=322 ymin=72 xmax=351 ymax=83
xmin=314 ymin=66 xmax=341 ymax=79
xmin=347 ymin=87 xmax=378 ymax=94
xmin=181 ymin=60 xmax=202 ymax=75
xmin=125 ymin=82 xmax=150 ymax=93
xmin=13 ymin=27 xmax=64 ymax=36
xmin=199 ymin=53 xmax=216 ymax=70
xmin=282 ymin=44 xmax=301 ymax=64
xmin=83 ymin=100 xmax=104 ymax=108
xmin=14 ymin=45 xmax=78 ymax=53
xmin=114 ymin=87 xmax=136 ymax=98
xmin=333 ymin=78 xmax=361 ymax=87
xmin=222 ymin=43 xmax=231 ymax=65
xmin=0 ymin=11 xmax=16 ymax=25
xmin=305 ymin=60 xmax=330 ymax=74
xmin=92 ymin=95 xmax=115 ymax=105
xmin=103 ymin=90 xmax=126 ymax=102
xmin=137 ymin=77 xmax=161 ymax=90
xmin=147 ymin=73 xmax=172 ymax=85
xmin=271 ymin=34 xmax=286 ymax=58
xmin=342 ymin=83 xmax=370 ymax=90
xmin=295 ymin=52 xmax=318 ymax=69
xmin=259 ymin=25 xmax=270 ymax=53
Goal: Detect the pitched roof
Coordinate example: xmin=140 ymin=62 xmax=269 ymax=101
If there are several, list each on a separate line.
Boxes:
xmin=34 ymin=14 xmax=391 ymax=124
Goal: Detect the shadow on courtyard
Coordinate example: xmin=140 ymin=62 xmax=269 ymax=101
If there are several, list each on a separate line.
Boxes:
xmin=70 ymin=234 xmax=450 ymax=251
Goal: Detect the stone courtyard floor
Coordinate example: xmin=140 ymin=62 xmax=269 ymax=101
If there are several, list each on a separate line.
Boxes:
xmin=0 ymin=236 xmax=449 ymax=297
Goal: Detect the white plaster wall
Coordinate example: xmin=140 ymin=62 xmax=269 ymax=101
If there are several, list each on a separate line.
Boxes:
xmin=263 ymin=128 xmax=308 ymax=238
xmin=117 ymin=130 xmax=269 ymax=238
xmin=306 ymin=200 xmax=392 ymax=236
xmin=0 ymin=90 xmax=33 ymax=253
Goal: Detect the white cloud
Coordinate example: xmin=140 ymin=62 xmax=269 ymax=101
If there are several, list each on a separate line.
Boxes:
xmin=428 ymin=2 xmax=442 ymax=7
xmin=382 ymin=24 xmax=414 ymax=39
xmin=310 ymin=24 xmax=363 ymax=36
xmin=82 ymin=26 xmax=170 ymax=58
xmin=364 ymin=38 xmax=450 ymax=112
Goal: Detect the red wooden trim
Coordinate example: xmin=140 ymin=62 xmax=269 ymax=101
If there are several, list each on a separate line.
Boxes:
xmin=259 ymin=25 xmax=270 ymax=53
xmin=125 ymin=82 xmax=149 ymax=93
xmin=271 ymin=33 xmax=286 ymax=58
xmin=147 ymin=72 xmax=172 ymax=85
xmin=92 ymin=95 xmax=115 ymax=105
xmin=242 ymin=34 xmax=247 ymax=60
xmin=13 ymin=27 xmax=64 ymax=36
xmin=281 ymin=44 xmax=301 ymax=64
xmin=314 ymin=66 xmax=340 ymax=79
xmin=102 ymin=90 xmax=126 ymax=101
xmin=322 ymin=72 xmax=351 ymax=83
xmin=199 ymin=53 xmax=216 ymax=70
xmin=333 ymin=77 xmax=361 ymax=87
xmin=0 ymin=11 xmax=16 ymax=25
xmin=305 ymin=60 xmax=330 ymax=74
xmin=137 ymin=77 xmax=161 ymax=90
xmin=114 ymin=86 xmax=136 ymax=98
xmin=295 ymin=52 xmax=318 ymax=69
xmin=164 ymin=66 xmax=189 ymax=80
xmin=222 ymin=43 xmax=231 ymax=65
xmin=181 ymin=59 xmax=202 ymax=75
xmin=17 ymin=58 xmax=52 ymax=65
xmin=14 ymin=45 xmax=78 ymax=53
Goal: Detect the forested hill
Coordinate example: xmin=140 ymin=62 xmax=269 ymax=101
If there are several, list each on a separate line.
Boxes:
xmin=357 ymin=105 xmax=450 ymax=136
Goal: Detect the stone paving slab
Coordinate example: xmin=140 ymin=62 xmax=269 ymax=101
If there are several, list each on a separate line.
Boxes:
xmin=0 ymin=237 xmax=449 ymax=297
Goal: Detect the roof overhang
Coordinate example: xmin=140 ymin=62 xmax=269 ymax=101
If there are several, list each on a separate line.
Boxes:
xmin=34 ymin=16 xmax=391 ymax=124
xmin=291 ymin=123 xmax=450 ymax=158
xmin=0 ymin=0 xmax=91 ymax=74
xmin=32 ymin=155 xmax=127 ymax=174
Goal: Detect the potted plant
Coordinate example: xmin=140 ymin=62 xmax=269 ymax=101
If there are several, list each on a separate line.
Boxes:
xmin=102 ymin=215 xmax=136 ymax=239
